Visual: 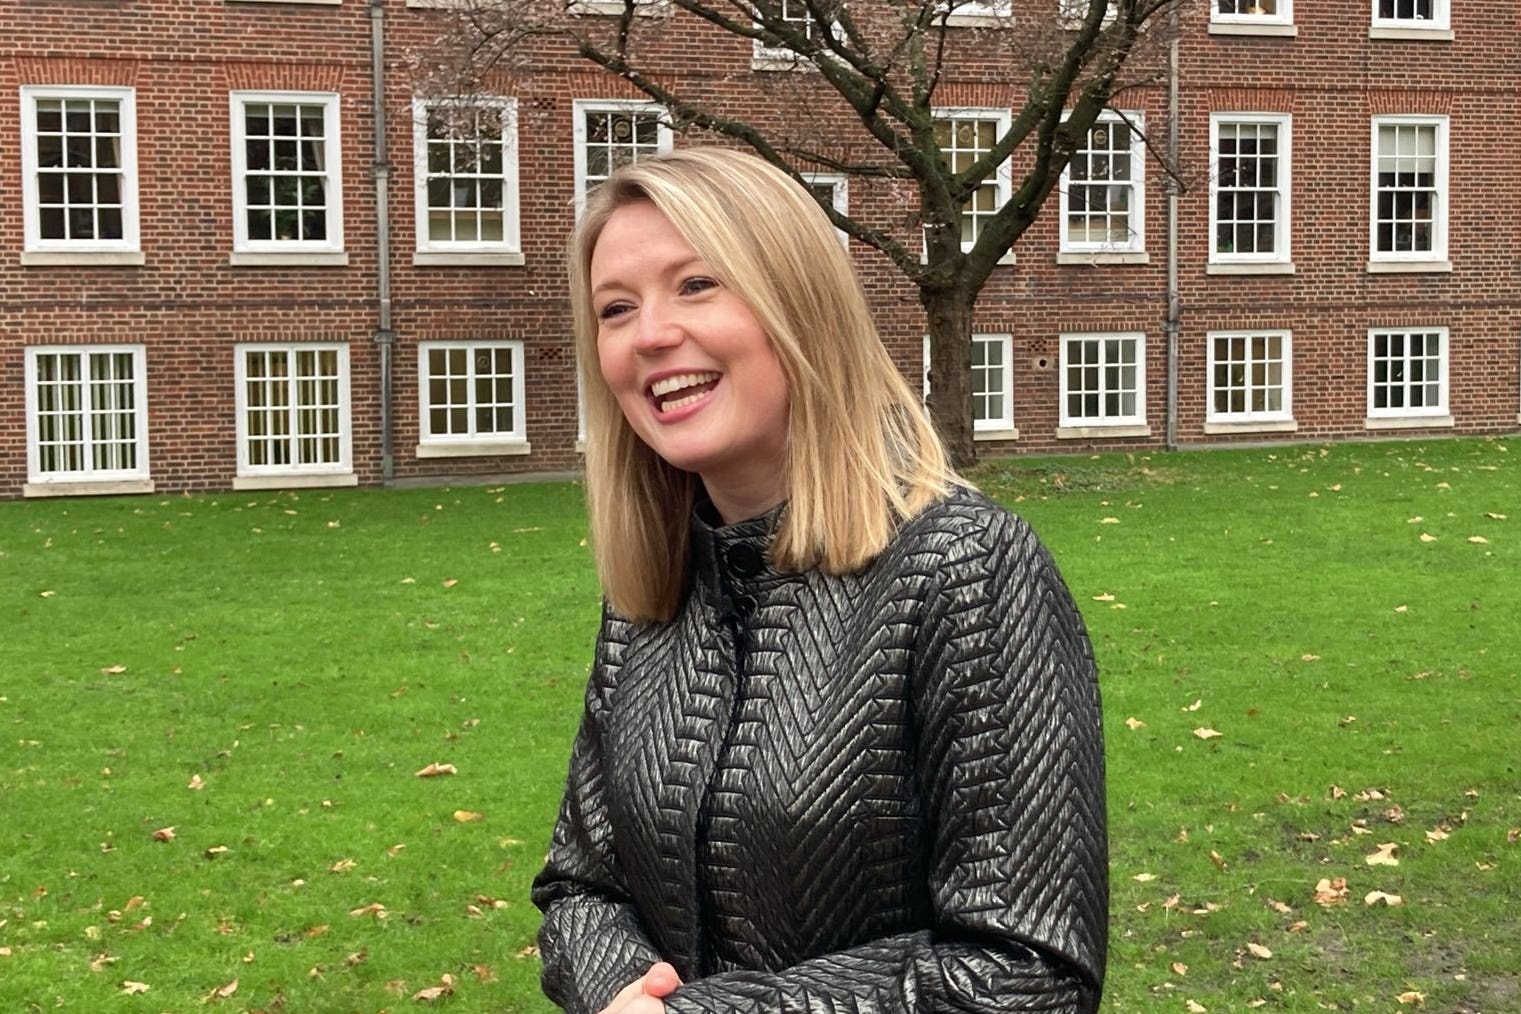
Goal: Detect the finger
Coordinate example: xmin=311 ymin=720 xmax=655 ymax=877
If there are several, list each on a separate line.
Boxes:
xmin=599 ymin=978 xmax=646 ymax=1014
xmin=641 ymin=962 xmax=682 ymax=997
xmin=623 ymin=996 xmax=668 ymax=1014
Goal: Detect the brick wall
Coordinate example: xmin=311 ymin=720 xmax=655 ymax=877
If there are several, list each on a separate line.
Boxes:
xmin=1 ymin=0 xmax=1517 ymax=500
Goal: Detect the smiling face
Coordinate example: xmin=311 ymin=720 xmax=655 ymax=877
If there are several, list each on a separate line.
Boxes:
xmin=590 ymin=200 xmax=791 ymax=523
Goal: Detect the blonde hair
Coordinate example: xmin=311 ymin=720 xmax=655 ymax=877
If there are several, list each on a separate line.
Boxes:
xmin=571 ymin=147 xmax=958 ymax=622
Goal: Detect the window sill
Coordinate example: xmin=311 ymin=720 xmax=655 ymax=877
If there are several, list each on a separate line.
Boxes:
xmin=941 ymin=13 xmax=1011 ymax=27
xmin=233 ymin=0 xmax=341 ymax=4
xmin=412 ymin=250 xmax=525 ymax=267
xmin=1057 ymin=251 xmax=1149 ymax=266
xmin=751 ymin=55 xmax=815 ymax=72
xmin=565 ymin=0 xmax=661 ymax=14
xmin=1204 ymin=418 xmax=1298 ymax=435
xmin=1208 ymin=22 xmax=1299 ymax=36
xmin=21 ymin=250 xmax=145 ymax=266
xmin=23 ymin=478 xmax=155 ymax=498
xmin=1056 ymin=423 xmax=1152 ymax=440
xmin=233 ymin=472 xmax=359 ymax=490
xmin=229 ymin=251 xmax=350 ymax=267
xmin=1364 ymin=414 xmax=1454 ymax=431
xmin=416 ymin=440 xmax=532 ymax=459
xmin=1369 ymin=25 xmax=1453 ymax=40
xmin=974 ymin=427 xmax=1019 ymax=442
xmin=1366 ymin=259 xmax=1452 ymax=274
xmin=1208 ymin=261 xmax=1295 ymax=275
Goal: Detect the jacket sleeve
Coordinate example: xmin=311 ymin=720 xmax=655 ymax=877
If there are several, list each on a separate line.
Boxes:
xmin=663 ymin=508 xmax=1108 ymax=1014
xmin=532 ymin=613 xmax=665 ymax=1014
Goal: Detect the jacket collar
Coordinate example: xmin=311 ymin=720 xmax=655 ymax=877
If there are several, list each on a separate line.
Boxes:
xmin=689 ymin=497 xmax=788 ymax=597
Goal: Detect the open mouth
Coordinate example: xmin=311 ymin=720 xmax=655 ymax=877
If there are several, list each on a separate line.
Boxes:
xmin=649 ymin=371 xmax=721 ymax=415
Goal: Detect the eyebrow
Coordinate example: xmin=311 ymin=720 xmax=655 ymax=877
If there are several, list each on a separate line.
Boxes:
xmin=591 ymin=254 xmax=708 ymax=297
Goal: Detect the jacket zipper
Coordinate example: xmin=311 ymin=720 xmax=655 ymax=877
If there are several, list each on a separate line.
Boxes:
xmin=692 ymin=602 xmax=748 ymax=978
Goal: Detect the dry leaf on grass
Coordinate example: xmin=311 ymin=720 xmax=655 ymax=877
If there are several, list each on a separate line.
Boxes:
xmin=204 ymin=978 xmax=238 ymax=1001
xmin=1186 ymin=1001 xmax=1207 ymax=1013
xmin=151 ymin=826 xmax=176 ymax=842
xmin=1365 ymin=842 xmax=1400 ymax=866
xmin=101 ymin=664 xmax=127 ymax=675
xmin=349 ymin=902 xmax=387 ymax=918
xmin=415 ymin=762 xmax=457 ymax=778
xmin=330 ymin=858 xmax=356 ymax=873
xmin=1397 ymin=992 xmax=1425 ymax=1006
xmin=1124 ymin=717 xmax=1145 ymax=730
xmin=1171 ymin=962 xmax=1188 ymax=976
xmin=121 ymin=981 xmax=150 ymax=995
xmin=1246 ymin=943 xmax=1272 ymax=960
xmin=1365 ymin=890 xmax=1404 ymax=906
xmin=1192 ymin=728 xmax=1222 ymax=740
xmin=414 ymin=973 xmax=457 ymax=1002
xmin=1313 ymin=877 xmax=1349 ymax=906
xmin=188 ymin=774 xmax=206 ymax=790
xmin=453 ymin=810 xmax=485 ymax=822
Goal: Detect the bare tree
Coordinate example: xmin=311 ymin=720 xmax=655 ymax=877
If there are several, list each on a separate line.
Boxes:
xmin=417 ymin=0 xmax=1184 ymax=469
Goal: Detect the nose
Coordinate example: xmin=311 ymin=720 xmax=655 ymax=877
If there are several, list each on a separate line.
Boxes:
xmin=632 ymin=298 xmax=685 ymax=355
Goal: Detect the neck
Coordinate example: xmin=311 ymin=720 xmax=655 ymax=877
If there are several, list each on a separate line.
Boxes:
xmin=702 ymin=472 xmax=787 ymax=527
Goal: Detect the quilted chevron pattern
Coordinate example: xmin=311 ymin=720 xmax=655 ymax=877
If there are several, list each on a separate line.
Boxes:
xmin=532 ymin=487 xmax=1107 ymax=1014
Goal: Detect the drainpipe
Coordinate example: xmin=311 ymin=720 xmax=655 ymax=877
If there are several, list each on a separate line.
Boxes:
xmin=370 ymin=0 xmax=397 ymax=485
xmin=1163 ymin=4 xmax=1181 ymax=451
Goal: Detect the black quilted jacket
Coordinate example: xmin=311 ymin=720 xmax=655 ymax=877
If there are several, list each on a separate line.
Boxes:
xmin=532 ymin=487 xmax=1107 ymax=1014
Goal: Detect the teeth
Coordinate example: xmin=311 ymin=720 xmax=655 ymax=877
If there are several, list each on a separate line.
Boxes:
xmin=650 ymin=372 xmax=719 ymax=398
xmin=661 ymin=390 xmax=709 ymax=413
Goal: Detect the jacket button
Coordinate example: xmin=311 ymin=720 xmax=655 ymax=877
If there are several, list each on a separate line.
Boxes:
xmin=726 ymin=543 xmax=765 ymax=577
xmin=733 ymin=594 xmax=757 ymax=615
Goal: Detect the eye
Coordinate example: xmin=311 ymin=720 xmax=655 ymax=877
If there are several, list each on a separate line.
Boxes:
xmin=680 ymin=276 xmax=719 ymax=296
xmin=597 ymin=300 xmax=633 ymax=322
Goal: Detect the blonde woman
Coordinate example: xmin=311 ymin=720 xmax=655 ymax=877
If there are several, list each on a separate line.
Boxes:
xmin=532 ymin=148 xmax=1107 ymax=1014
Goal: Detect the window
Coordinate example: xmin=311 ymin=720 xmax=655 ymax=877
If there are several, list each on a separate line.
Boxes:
xmin=1210 ymin=114 xmax=1291 ymax=267
xmin=1060 ymin=333 xmax=1146 ymax=427
xmin=1207 ymin=331 xmax=1292 ymax=423
xmin=413 ymin=98 xmax=521 ymax=264
xmin=1212 ymin=0 xmax=1293 ymax=27
xmin=235 ymin=344 xmax=352 ymax=479
xmin=802 ymin=172 xmax=849 ymax=248
xmin=933 ymin=109 xmax=1012 ymax=254
xmin=572 ymin=100 xmax=672 ymax=216
xmin=230 ymin=92 xmax=344 ymax=259
xmin=1372 ymin=0 xmax=1449 ymax=31
xmin=1367 ymin=329 xmax=1448 ymax=420
xmin=1061 ymin=112 xmax=1144 ymax=255
xmin=937 ymin=0 xmax=1013 ymax=22
xmin=754 ymin=0 xmax=830 ymax=66
xmin=417 ymin=342 xmax=529 ymax=455
xmin=24 ymin=346 xmax=149 ymax=486
xmin=1370 ymin=116 xmax=1447 ymax=267
xmin=920 ymin=333 xmax=1016 ymax=437
xmin=19 ymin=86 xmax=140 ymax=262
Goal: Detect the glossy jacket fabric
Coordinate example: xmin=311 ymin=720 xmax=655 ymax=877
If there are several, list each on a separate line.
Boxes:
xmin=532 ymin=487 xmax=1107 ymax=1014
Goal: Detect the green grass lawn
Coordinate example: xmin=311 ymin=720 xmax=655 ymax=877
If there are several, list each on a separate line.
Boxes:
xmin=1 ymin=437 xmax=1517 ymax=1013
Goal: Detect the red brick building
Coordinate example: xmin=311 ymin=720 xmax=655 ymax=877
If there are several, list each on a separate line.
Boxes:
xmin=2 ymin=0 xmax=1517 ymax=500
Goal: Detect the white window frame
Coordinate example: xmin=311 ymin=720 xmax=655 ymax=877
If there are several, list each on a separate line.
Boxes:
xmin=416 ymin=341 xmax=530 ymax=457
xmin=1208 ymin=113 xmax=1293 ymax=272
xmin=938 ymin=0 xmax=1013 ymax=25
xmin=229 ymin=91 xmax=345 ymax=263
xmin=801 ymin=171 xmax=849 ymax=248
xmin=1058 ymin=332 xmax=1148 ymax=434
xmin=1365 ymin=327 xmax=1451 ymax=427
xmin=753 ymin=0 xmax=836 ymax=69
xmin=1059 ymin=110 xmax=1146 ymax=259
xmin=1370 ymin=0 xmax=1450 ymax=35
xmin=1058 ymin=0 xmax=1118 ymax=28
xmin=571 ymin=99 xmax=673 ymax=219
xmin=1205 ymin=330 xmax=1295 ymax=430
xmin=565 ymin=0 xmax=661 ymax=14
xmin=931 ymin=107 xmax=1014 ymax=260
xmin=1368 ymin=115 xmax=1449 ymax=272
xmin=23 ymin=345 xmax=150 ymax=491
xmin=19 ymin=86 xmax=141 ymax=265
xmin=411 ymin=97 xmax=522 ymax=266
xmin=920 ymin=333 xmax=1017 ymax=440
xmin=1210 ymin=0 xmax=1295 ymax=35
xmin=233 ymin=343 xmax=354 ymax=486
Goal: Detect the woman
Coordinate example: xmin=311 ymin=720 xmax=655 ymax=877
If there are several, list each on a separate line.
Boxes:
xmin=532 ymin=147 xmax=1107 ymax=1014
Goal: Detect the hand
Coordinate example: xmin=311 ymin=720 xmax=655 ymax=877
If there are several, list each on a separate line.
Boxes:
xmin=599 ymin=962 xmax=682 ymax=1014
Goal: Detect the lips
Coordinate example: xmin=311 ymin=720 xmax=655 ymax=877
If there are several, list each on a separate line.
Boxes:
xmin=648 ymin=371 xmax=721 ymax=415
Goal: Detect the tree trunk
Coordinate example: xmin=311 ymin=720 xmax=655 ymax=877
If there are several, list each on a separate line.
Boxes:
xmin=921 ymin=283 xmax=977 ymax=472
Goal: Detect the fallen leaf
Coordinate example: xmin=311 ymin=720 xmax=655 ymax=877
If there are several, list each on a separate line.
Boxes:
xmin=152 ymin=826 xmax=176 ymax=842
xmin=344 ymin=949 xmax=368 ymax=967
xmin=90 ymin=953 xmax=118 ymax=971
xmin=1183 ymin=699 xmax=1202 ymax=712
xmin=1267 ymin=900 xmax=1293 ymax=914
xmin=1287 ymin=920 xmax=1308 ymax=932
xmin=1124 ymin=717 xmax=1145 ymax=730
xmin=1426 ymin=826 xmax=1450 ymax=843
xmin=1192 ymin=728 xmax=1222 ymax=740
xmin=387 ymin=843 xmax=407 ymax=857
xmin=1186 ymin=1001 xmax=1207 ymax=1014
xmin=1172 ymin=962 xmax=1188 ymax=976
xmin=471 ymin=963 xmax=498 ymax=983
xmin=204 ymin=845 xmax=230 ymax=859
xmin=1397 ymin=992 xmax=1425 ymax=1006
xmin=39 ymin=590 xmax=56 ymax=598
xmin=1394 ymin=604 xmax=1408 ymax=613
xmin=415 ymin=762 xmax=458 ymax=778
xmin=1485 ymin=512 xmax=1507 ymax=520
xmin=188 ymin=774 xmax=206 ymax=790
xmin=1468 ymin=535 xmax=1489 ymax=544
xmin=1301 ymin=653 xmax=1320 ymax=662
xmin=121 ymin=981 xmax=150 ymax=995
xmin=330 ymin=858 xmax=356 ymax=874
xmin=1209 ymin=850 xmax=1227 ymax=870
xmin=1132 ymin=872 xmax=1157 ymax=882
xmin=1366 ymin=842 xmax=1400 ymax=866
xmin=1365 ymin=890 xmax=1404 ymax=906
xmin=1099 ymin=517 xmax=1120 ymax=524
xmin=414 ymin=973 xmax=457 ymax=1001
xmin=1092 ymin=592 xmax=1115 ymax=602
xmin=1313 ymin=877 xmax=1349 ymax=906
xmin=349 ymin=903 xmax=387 ymax=918
xmin=101 ymin=664 xmax=127 ymax=675
xmin=442 ymin=578 xmax=460 ymax=588
xmin=1419 ymin=533 xmax=1437 ymax=543
xmin=1246 ymin=943 xmax=1272 ymax=960
xmin=204 ymin=978 xmax=238 ymax=1001
xmin=453 ymin=810 xmax=485 ymax=822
